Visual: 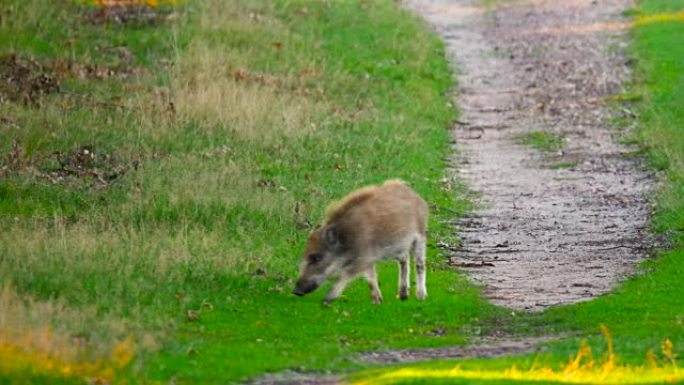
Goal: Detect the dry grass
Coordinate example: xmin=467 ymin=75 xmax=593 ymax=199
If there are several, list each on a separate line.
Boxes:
xmin=0 ymin=284 xmax=142 ymax=382
xmin=172 ymin=72 xmax=321 ymax=140
xmin=166 ymin=0 xmax=328 ymax=142
xmin=0 ymin=220 xmax=259 ymax=297
xmin=130 ymin=154 xmax=295 ymax=213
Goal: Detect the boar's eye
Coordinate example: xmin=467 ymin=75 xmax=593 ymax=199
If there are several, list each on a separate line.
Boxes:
xmin=308 ymin=253 xmax=323 ymax=264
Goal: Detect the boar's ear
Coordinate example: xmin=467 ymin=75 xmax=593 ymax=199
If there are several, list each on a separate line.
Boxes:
xmin=323 ymin=225 xmax=343 ymax=250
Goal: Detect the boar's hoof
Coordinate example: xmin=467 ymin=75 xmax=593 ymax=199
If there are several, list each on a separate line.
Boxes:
xmin=324 ymin=294 xmax=348 ymax=305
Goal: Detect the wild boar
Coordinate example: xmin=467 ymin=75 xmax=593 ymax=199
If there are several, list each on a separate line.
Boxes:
xmin=293 ymin=179 xmax=429 ymax=304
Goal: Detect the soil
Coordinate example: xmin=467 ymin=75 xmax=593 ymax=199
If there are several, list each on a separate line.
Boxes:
xmin=0 ymin=54 xmax=60 ymax=105
xmin=85 ymin=3 xmax=176 ymax=26
xmin=248 ymin=372 xmax=341 ymax=385
xmin=1 ymin=140 xmax=135 ymax=189
xmin=409 ymin=0 xmax=653 ymax=311
xmin=50 ymin=57 xmax=144 ymax=81
xmin=250 ymin=335 xmax=552 ymax=384
xmin=360 ymin=335 xmax=556 ymax=364
xmin=38 ymin=145 xmax=134 ymax=189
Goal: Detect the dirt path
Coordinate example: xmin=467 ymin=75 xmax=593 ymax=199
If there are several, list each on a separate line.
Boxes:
xmin=360 ymin=335 xmax=556 ymax=364
xmin=250 ymin=335 xmax=555 ymax=384
xmin=410 ymin=0 xmax=653 ymax=311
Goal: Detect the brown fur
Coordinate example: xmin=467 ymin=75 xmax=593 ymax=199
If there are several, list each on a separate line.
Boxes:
xmin=324 ymin=185 xmax=378 ymax=223
xmin=329 ymin=180 xmax=425 ymax=255
xmin=293 ymin=179 xmax=429 ymax=303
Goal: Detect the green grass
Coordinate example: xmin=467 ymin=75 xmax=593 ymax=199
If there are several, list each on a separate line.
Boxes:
xmin=350 ymin=0 xmax=684 ymax=383
xmin=0 ymin=0 xmax=498 ymax=383
xmin=515 ymin=131 xmax=565 ymax=152
xmin=547 ymin=161 xmax=577 ymax=170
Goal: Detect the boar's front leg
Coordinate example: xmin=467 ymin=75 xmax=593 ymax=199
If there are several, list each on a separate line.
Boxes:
xmin=363 ymin=265 xmax=383 ymax=304
xmin=324 ymin=272 xmax=353 ymax=304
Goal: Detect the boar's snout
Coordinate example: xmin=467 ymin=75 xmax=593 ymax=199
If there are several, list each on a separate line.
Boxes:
xmin=293 ymin=279 xmax=318 ymax=296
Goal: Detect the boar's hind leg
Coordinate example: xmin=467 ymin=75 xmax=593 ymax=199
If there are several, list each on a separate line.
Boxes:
xmin=398 ymin=256 xmax=410 ymax=301
xmin=364 ymin=265 xmax=383 ymax=304
xmin=413 ymin=237 xmax=427 ymax=300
